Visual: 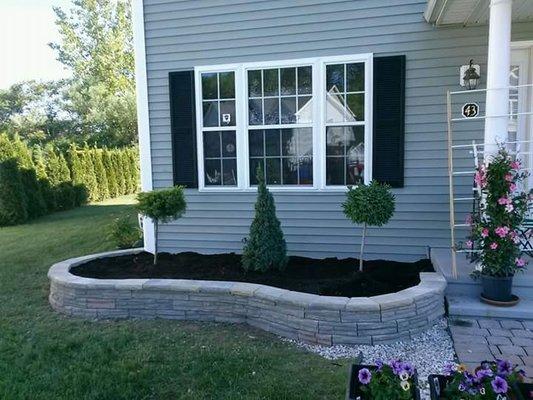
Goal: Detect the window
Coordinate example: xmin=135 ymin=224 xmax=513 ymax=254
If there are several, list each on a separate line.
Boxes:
xmin=325 ymin=62 xmax=366 ymax=186
xmin=194 ymin=54 xmax=372 ymax=191
xmin=247 ymin=66 xmax=314 ymax=186
xmin=199 ymin=71 xmax=238 ymax=186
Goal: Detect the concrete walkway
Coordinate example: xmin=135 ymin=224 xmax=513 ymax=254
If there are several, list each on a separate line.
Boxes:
xmin=449 ymin=317 xmax=533 ymax=379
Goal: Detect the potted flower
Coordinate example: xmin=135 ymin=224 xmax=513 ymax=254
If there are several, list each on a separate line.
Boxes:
xmin=346 ymin=360 xmax=420 ymax=400
xmin=467 ymin=148 xmax=529 ymax=304
xmin=428 ymin=360 xmax=527 ymax=399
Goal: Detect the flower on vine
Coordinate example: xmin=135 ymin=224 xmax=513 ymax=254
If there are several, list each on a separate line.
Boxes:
xmin=400 ymin=381 xmax=410 ymax=391
xmin=505 ymin=203 xmax=514 ymax=213
xmin=481 ymin=228 xmax=489 ymax=238
xmin=490 ymin=242 xmax=498 ymax=250
xmin=494 ymin=226 xmax=510 ymax=238
xmin=474 ymin=168 xmax=486 ymax=187
xmin=510 ymin=183 xmax=517 ymax=192
xmin=511 ymin=160 xmax=521 ymax=170
xmin=498 ymin=197 xmax=511 ymax=205
xmin=515 ymin=258 xmax=526 ymax=267
xmin=465 ymin=214 xmax=473 ymax=225
xmin=505 ymin=173 xmax=514 ymax=182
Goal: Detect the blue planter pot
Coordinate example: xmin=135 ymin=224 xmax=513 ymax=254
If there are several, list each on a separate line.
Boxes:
xmin=481 ymin=274 xmax=513 ymax=302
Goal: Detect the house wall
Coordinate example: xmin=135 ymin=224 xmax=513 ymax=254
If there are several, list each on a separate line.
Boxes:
xmin=141 ymin=0 xmax=533 ymax=261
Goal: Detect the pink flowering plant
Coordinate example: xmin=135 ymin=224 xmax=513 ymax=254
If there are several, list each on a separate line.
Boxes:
xmin=468 ymin=148 xmax=529 ymax=278
xmin=441 ymin=360 xmax=525 ymax=399
xmin=357 ymin=360 xmax=417 ymax=399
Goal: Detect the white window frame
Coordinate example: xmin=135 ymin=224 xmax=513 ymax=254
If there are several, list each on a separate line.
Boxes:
xmin=194 ymin=53 xmax=373 ymax=192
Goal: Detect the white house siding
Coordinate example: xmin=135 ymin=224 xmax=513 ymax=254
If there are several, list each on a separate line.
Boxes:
xmin=142 ymin=0 xmax=533 ymax=261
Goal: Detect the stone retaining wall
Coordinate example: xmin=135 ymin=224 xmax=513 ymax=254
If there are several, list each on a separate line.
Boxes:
xmin=48 ymin=249 xmax=446 ymax=345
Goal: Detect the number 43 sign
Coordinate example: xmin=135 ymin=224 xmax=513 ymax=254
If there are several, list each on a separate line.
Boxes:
xmin=462 ymin=103 xmax=479 ymax=118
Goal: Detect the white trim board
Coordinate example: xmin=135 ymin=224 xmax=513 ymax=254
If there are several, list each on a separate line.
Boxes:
xmin=132 ymin=0 xmax=155 ymax=252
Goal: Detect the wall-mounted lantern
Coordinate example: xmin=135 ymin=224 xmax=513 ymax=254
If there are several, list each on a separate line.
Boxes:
xmin=460 ymin=59 xmax=481 ymax=90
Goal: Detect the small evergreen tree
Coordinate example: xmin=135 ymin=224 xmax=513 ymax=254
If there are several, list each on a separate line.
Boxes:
xmin=136 ymin=186 xmax=187 ymax=265
xmin=103 ymin=148 xmax=119 ymax=198
xmin=0 ymin=159 xmax=28 ymax=226
xmin=92 ymin=149 xmax=110 ymax=200
xmin=342 ymin=181 xmax=395 ymax=272
xmin=80 ymin=145 xmax=99 ymax=201
xmin=242 ymin=167 xmax=287 ymax=272
xmin=113 ymin=150 xmax=126 ymax=195
xmin=68 ymin=144 xmax=84 ymax=184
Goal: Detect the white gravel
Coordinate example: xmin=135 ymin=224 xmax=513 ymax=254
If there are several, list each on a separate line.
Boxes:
xmin=282 ymin=318 xmax=456 ymax=399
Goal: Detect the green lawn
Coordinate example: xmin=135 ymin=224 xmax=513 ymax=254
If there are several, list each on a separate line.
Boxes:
xmin=0 ymin=196 xmax=349 ymax=400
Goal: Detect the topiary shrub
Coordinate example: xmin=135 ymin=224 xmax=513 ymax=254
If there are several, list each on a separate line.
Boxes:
xmin=136 ymin=186 xmax=187 ymax=265
xmin=342 ymin=180 xmax=395 ymax=272
xmin=109 ymin=215 xmax=143 ymax=249
xmin=242 ymin=166 xmax=287 ymax=272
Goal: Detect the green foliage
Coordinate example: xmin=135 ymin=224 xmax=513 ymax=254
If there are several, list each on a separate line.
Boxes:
xmin=343 ymin=181 xmax=395 ymax=227
xmin=79 ymin=145 xmax=99 ymax=201
xmin=102 ymin=148 xmax=119 ymax=198
xmin=136 ymin=186 xmax=187 ymax=224
xmin=343 ymin=181 xmax=395 ymax=272
xmin=357 ymin=362 xmax=416 ymax=400
xmin=92 ymin=149 xmax=110 ymax=200
xmin=242 ymin=167 xmax=287 ymax=272
xmin=0 ymin=159 xmax=28 ymax=226
xmin=109 ymin=214 xmax=142 ymax=249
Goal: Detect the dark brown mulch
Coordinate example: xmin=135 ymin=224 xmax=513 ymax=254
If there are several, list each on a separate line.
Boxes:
xmin=71 ymin=252 xmax=434 ymax=298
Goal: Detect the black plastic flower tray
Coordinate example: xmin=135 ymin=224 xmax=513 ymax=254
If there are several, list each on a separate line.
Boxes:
xmin=346 ymin=364 xmax=421 ymax=400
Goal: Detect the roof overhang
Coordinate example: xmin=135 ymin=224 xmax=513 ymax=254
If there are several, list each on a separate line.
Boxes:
xmin=425 ymin=0 xmax=533 ymax=27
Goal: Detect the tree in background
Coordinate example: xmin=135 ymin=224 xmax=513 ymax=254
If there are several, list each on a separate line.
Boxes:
xmin=50 ymin=0 xmax=136 ymax=147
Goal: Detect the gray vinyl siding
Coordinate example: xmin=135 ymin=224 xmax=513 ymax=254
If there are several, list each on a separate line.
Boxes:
xmin=142 ymin=0 xmax=533 ymax=261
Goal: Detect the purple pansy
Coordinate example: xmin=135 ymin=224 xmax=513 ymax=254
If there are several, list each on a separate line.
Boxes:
xmin=497 ymin=360 xmax=512 ymax=376
xmin=491 ymin=376 xmax=508 ymax=394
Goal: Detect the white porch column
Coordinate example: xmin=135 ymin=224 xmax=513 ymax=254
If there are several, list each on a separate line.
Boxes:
xmin=484 ymin=0 xmax=513 ymax=157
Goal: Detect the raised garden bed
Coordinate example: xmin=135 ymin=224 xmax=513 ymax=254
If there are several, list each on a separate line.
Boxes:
xmin=71 ymin=251 xmax=434 ymax=298
xmin=49 ymin=249 xmax=447 ymax=346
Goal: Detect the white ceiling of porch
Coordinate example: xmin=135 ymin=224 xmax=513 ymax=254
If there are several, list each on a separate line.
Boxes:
xmin=425 ymin=0 xmax=533 ymax=26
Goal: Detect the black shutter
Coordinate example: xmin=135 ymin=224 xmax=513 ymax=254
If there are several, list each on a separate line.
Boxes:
xmin=169 ymin=70 xmax=197 ymax=188
xmin=372 ymin=55 xmax=406 ymax=188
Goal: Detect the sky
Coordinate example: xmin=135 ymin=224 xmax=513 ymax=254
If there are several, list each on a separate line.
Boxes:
xmin=0 ymin=0 xmax=73 ymax=89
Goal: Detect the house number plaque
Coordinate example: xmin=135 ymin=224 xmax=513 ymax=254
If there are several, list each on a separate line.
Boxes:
xmin=462 ymin=103 xmax=479 ymax=118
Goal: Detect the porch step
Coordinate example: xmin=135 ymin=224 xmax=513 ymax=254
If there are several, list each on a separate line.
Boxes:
xmin=447 ymin=296 xmax=533 ymax=320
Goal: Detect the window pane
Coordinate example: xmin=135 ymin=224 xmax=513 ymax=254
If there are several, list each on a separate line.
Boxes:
xmin=297 ymin=128 xmax=313 ymax=157
xmin=202 ymin=73 xmax=218 ymax=99
xmin=263 ymin=69 xmax=279 ymax=96
xmin=203 ymin=131 xmax=220 ymax=158
xmin=281 ymin=129 xmax=297 ymax=157
xmin=326 ymin=64 xmax=344 ymax=92
xmin=298 ymin=66 xmax=312 ymax=95
xmin=221 ymin=131 xmax=236 ymax=157
xmin=346 ymin=63 xmax=364 ymax=92
xmin=249 ymin=158 xmax=264 ymax=185
xmin=249 ymin=99 xmax=263 ymax=125
xmin=346 ymin=93 xmax=364 ymax=121
xmin=280 ymin=68 xmax=296 ymax=95
xmin=222 ymin=159 xmax=237 ymax=186
xmin=219 ymin=72 xmax=235 ymax=99
xmin=249 ymin=130 xmax=264 ymax=157
xmin=280 ymin=96 xmax=296 ymax=124
xmin=326 ymin=157 xmax=344 ymax=185
xmin=326 ymin=126 xmax=344 ymax=156
xmin=326 ymin=93 xmax=345 ymax=123
xmin=266 ymin=158 xmax=281 ymax=185
xmin=220 ymin=100 xmax=236 ymax=126
xmin=282 ymin=158 xmax=298 ymax=184
xmin=264 ymin=98 xmax=279 ymax=125
xmin=248 ymin=70 xmax=262 ymax=97
xmin=203 ymin=101 xmax=219 ymax=127
xmin=299 ymin=156 xmax=313 ymax=185
xmin=265 ymin=129 xmax=281 ymax=156
xmin=205 ymin=159 xmax=222 ymax=185
xmin=296 ymin=96 xmax=312 ymax=123
xmin=346 ymin=156 xmax=364 ymax=186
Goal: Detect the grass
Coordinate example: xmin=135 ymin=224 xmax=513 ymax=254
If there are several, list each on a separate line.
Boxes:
xmin=0 ymin=196 xmax=349 ymax=399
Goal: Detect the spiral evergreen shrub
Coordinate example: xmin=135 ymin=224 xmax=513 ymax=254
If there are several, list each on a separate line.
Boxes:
xmin=0 ymin=159 xmax=28 ymax=226
xmin=242 ymin=167 xmax=287 ymax=272
xmin=342 ymin=180 xmax=395 ymax=272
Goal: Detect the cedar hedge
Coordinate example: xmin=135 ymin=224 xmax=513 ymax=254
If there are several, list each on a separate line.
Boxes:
xmin=0 ymin=133 xmax=140 ymax=227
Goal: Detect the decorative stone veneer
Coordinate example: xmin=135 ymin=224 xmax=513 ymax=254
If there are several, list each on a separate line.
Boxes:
xmin=48 ymin=249 xmax=447 ymax=345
